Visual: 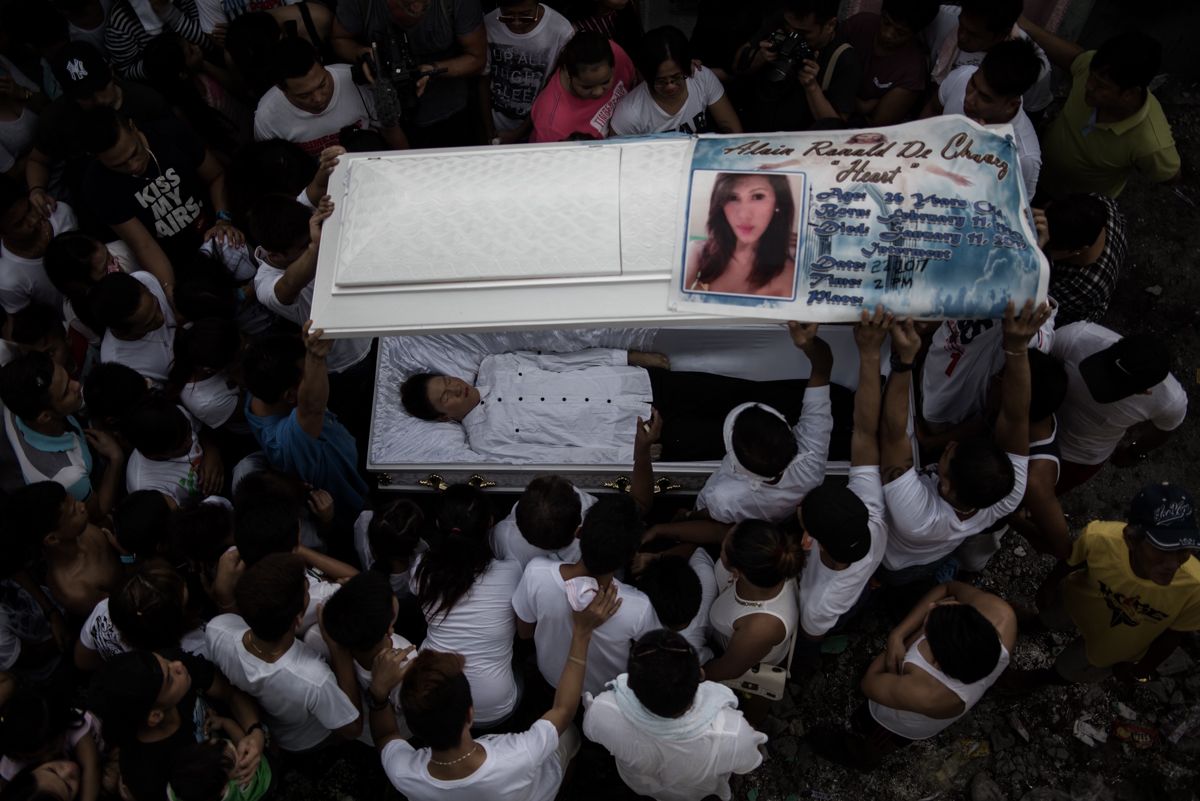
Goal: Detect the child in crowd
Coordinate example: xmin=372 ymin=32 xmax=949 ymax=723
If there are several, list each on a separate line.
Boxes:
xmin=320 ymin=571 xmax=416 ymax=742
xmin=122 ymin=396 xmax=221 ymax=506
xmin=514 ymin=495 xmax=660 ymax=696
xmin=204 ymin=553 xmax=362 ymax=753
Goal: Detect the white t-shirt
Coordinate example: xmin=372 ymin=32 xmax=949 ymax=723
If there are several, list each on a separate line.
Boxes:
xmin=79 ymin=597 xmax=128 ymax=660
xmin=413 ymin=556 xmax=524 ymax=726
xmin=939 ymin=65 xmax=1041 ymax=200
xmin=252 ymin=256 xmax=372 ymax=374
xmin=921 ymin=309 xmax=1056 ymax=425
xmin=125 ymin=424 xmax=204 ymax=506
xmin=253 ymin=64 xmax=376 ymax=155
xmin=926 ymin=4 xmax=1053 ymax=112
xmin=679 ymin=548 xmax=719 ymax=664
xmin=179 ymin=372 xmax=240 ymax=429
xmin=882 ymin=454 xmax=1028 ymax=570
xmin=381 ymin=718 xmax=565 ymax=801
xmin=1051 ymin=322 xmax=1188 ymax=465
xmin=696 ymin=386 xmax=833 ymax=524
xmin=611 ymin=66 xmax=725 ymax=136
xmin=799 ymin=466 xmax=887 ymax=637
xmin=512 ymin=559 xmax=660 ymax=697
xmin=488 ymin=487 xmax=594 ymax=568
xmin=0 ymin=203 xmax=77 ymax=313
xmin=205 ymin=613 xmax=360 ymax=752
xmin=484 ymin=5 xmax=574 ymax=132
xmin=582 ymin=682 xmax=765 ymax=801
xmin=100 ymin=271 xmax=176 ymax=385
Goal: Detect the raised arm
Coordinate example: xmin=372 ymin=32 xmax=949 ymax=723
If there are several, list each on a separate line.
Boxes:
xmin=630 ymin=408 xmax=662 ymax=515
xmin=296 ymin=321 xmax=333 ymax=439
xmin=880 ymin=318 xmax=922 ymax=483
xmin=305 ymin=146 xmax=345 ymax=206
xmin=1017 ymin=15 xmax=1084 ymax=73
xmin=274 ymin=197 xmax=334 ymax=306
xmin=787 ymin=322 xmax=832 ymax=388
xmin=851 ymin=306 xmax=891 ymax=467
xmin=995 ymin=301 xmax=1052 ymax=456
xmin=542 ymin=584 xmax=621 ymax=733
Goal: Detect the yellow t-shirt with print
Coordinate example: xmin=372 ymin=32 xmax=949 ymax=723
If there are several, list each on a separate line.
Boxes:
xmin=1063 ymin=521 xmax=1200 ymax=667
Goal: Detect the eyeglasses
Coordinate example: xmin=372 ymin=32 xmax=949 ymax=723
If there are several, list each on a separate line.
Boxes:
xmin=498 ymin=9 xmax=541 ymax=24
xmin=653 ymin=72 xmax=686 ymax=89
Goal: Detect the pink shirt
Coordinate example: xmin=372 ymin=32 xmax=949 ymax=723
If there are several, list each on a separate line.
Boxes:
xmin=529 ymin=41 xmax=635 ymax=143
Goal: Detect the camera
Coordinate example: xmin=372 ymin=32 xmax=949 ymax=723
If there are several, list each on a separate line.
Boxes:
xmin=356 ymin=30 xmax=444 ymax=126
xmin=764 ymin=29 xmax=814 ymax=83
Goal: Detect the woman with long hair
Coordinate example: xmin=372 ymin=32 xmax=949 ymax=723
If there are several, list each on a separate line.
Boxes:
xmin=411 ymin=485 xmax=524 ymax=729
xmin=684 ymin=172 xmax=797 ymax=297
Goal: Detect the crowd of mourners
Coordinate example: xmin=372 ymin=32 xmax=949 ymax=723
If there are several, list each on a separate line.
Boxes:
xmin=0 ymin=0 xmax=1194 ymax=799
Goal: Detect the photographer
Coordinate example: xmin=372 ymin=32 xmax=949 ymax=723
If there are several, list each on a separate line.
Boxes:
xmin=330 ymin=0 xmax=487 ymax=148
xmin=734 ymin=0 xmax=860 ymax=132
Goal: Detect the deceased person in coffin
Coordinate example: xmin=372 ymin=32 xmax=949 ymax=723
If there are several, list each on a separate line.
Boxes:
xmin=398 ymin=324 xmax=850 ymax=468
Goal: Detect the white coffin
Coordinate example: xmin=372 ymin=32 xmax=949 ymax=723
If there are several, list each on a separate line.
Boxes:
xmin=309 ymin=141 xmax=900 ymax=493
xmin=366 ymin=324 xmax=885 ymax=492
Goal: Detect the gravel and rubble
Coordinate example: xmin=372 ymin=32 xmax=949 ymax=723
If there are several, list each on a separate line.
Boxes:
xmin=725 ymin=95 xmax=1200 ymax=801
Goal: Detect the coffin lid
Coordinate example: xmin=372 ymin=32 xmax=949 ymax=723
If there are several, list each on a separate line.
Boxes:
xmin=310 ymin=137 xmax=727 ymax=338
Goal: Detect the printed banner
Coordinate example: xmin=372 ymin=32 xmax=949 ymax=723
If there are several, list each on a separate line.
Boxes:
xmin=668 ymin=118 xmax=1048 ymax=322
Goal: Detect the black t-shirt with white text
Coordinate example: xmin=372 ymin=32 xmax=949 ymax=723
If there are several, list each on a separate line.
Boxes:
xmin=81 ymin=118 xmax=209 ymax=259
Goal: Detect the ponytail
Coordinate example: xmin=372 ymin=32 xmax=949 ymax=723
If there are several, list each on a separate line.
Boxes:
xmin=726 ymin=519 xmax=803 ymax=587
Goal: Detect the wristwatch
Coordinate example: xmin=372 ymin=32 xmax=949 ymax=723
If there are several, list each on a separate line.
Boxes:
xmin=890 ymin=353 xmax=915 ymax=373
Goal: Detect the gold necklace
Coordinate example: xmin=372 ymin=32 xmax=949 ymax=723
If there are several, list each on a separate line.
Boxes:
xmin=429 ymin=743 xmax=480 ymax=766
xmin=243 ymin=631 xmax=286 ymax=660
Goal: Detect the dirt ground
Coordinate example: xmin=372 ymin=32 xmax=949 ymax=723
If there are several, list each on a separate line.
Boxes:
xmin=716 ymin=95 xmax=1200 ymax=801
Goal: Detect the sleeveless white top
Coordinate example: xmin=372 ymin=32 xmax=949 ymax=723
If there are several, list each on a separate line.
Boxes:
xmin=708 ymin=561 xmax=798 ymax=666
xmin=869 ymin=635 xmax=1010 ymax=740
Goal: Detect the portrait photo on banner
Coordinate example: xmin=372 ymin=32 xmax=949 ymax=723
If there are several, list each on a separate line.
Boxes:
xmin=682 ymin=170 xmax=807 ymax=302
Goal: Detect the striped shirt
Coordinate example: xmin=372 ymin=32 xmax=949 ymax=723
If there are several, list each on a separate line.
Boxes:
xmin=105 ymin=0 xmax=210 ymax=79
